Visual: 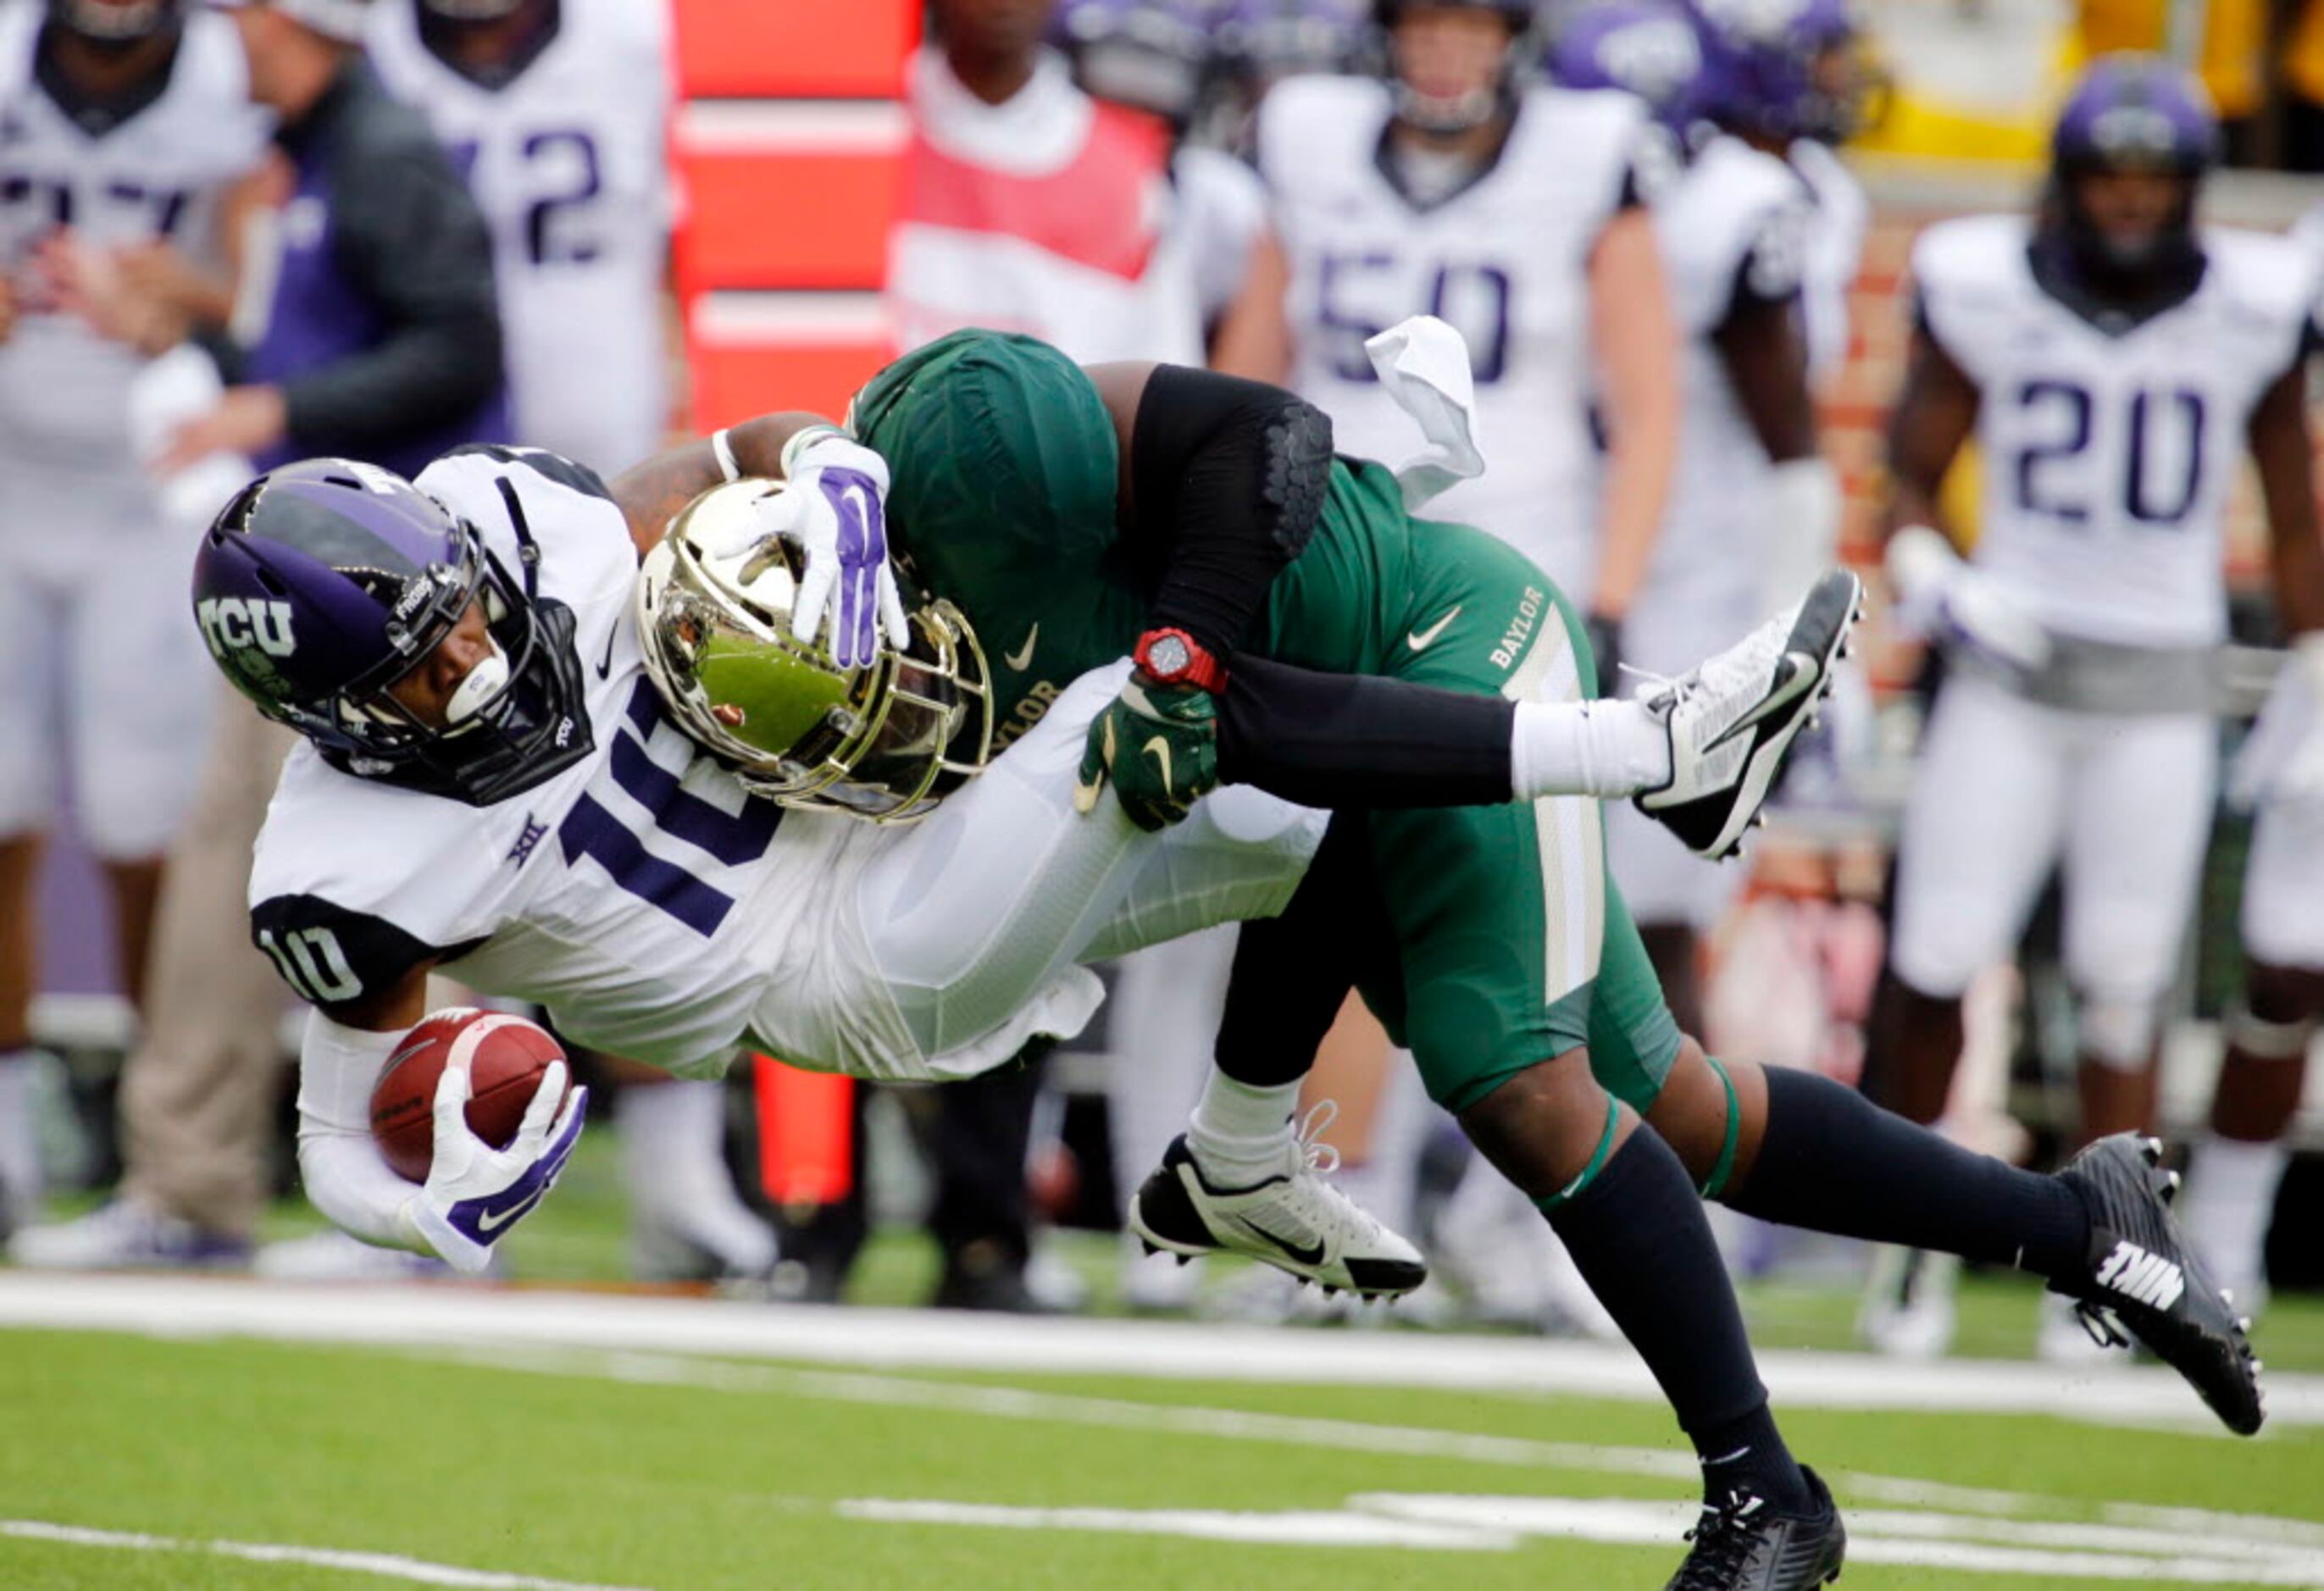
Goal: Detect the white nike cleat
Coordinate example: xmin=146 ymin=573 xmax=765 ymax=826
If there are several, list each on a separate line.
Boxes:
xmin=1129 ymin=1104 xmax=1427 ymax=1300
xmin=1634 ymin=569 xmax=1864 ymax=860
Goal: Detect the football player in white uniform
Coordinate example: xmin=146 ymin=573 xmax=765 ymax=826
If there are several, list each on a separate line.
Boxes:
xmin=1242 ymin=0 xmax=1681 ymax=674
xmin=0 ymin=0 xmax=267 ymax=1223
xmin=1551 ymin=0 xmax=1842 ymax=1035
xmin=1865 ymin=56 xmax=2324 ymax=1359
xmin=367 ymin=0 xmax=674 ymax=474
xmin=2168 ymin=208 xmax=2324 ymax=1325
xmin=363 ymin=0 xmax=771 ymax=1285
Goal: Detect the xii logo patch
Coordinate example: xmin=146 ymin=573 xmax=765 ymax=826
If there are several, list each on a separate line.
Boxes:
xmin=508 ymin=815 xmax=549 ymax=868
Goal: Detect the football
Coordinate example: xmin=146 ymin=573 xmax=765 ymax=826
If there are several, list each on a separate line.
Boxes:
xmin=369 ymin=1008 xmax=570 ymax=1184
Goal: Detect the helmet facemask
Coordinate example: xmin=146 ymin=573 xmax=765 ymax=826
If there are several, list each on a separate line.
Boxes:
xmin=1377 ymin=0 xmax=1531 ymax=138
xmin=637 ymin=481 xmax=994 ymax=825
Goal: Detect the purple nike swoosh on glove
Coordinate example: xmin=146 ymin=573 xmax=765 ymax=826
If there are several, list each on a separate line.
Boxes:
xmin=821 ymin=467 xmax=885 ymax=668
xmin=445 ymin=1094 xmax=586 ymax=1248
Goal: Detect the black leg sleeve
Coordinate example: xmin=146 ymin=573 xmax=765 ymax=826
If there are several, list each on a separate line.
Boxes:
xmin=1728 ymin=1066 xmax=2090 ymax=1277
xmin=1217 ymin=652 xmax=1516 ymax=808
xmin=1212 ymin=812 xmax=1396 ymax=1089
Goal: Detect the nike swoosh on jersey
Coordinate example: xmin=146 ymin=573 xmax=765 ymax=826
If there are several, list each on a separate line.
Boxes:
xmin=1005 ymin=624 xmax=1040 ymax=672
xmin=1406 ymin=607 xmax=1462 ymax=651
xmin=475 ymin=1185 xmax=549 ymax=1235
xmin=594 ymin=624 xmax=618 ymax=679
xmin=1706 ymin=652 xmax=1817 ymax=753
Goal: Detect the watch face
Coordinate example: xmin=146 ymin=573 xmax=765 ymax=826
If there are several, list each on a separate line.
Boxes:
xmin=1148 ymin=635 xmax=1191 ymax=677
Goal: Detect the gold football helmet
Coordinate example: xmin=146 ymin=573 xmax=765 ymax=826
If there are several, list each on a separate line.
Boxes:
xmin=636 ymin=479 xmax=993 ymax=823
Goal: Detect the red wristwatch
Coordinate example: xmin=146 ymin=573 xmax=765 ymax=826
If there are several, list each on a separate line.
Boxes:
xmin=1133 ymin=627 xmax=1229 ymax=693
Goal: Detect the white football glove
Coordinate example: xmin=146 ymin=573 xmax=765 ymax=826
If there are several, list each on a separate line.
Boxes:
xmin=2232 ymin=635 xmax=2324 ymax=812
xmin=402 ymin=1058 xmax=586 ymax=1276
xmin=704 ymin=426 xmax=909 ymax=668
xmin=1886 ymin=524 xmax=2053 ymax=674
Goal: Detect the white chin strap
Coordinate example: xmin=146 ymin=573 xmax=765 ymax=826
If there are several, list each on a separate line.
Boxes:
xmin=445 ymin=643 xmax=511 ymax=727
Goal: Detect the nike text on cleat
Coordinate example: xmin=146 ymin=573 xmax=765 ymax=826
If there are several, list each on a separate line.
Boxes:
xmin=1128 ymin=1108 xmax=1426 ymax=1300
xmin=1666 ymin=1468 xmax=1846 ymax=1590
xmin=2053 ymin=1133 xmax=2266 ymax=1436
xmin=1633 ymin=569 xmax=1863 ymax=861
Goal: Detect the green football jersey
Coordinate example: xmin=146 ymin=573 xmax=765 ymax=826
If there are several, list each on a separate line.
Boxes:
xmin=847 ymin=329 xmax=1427 ymax=749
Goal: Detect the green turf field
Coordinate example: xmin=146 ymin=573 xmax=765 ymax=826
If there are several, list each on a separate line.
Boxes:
xmin=3 ymin=1306 xmax=2321 ymax=1591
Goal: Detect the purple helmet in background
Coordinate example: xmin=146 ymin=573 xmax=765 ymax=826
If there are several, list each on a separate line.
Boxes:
xmin=1688 ymin=0 xmax=1866 ymax=144
xmin=2044 ymin=53 xmax=2220 ymax=280
xmin=1050 ymin=0 xmax=1220 ymax=124
xmin=1546 ymin=0 xmax=1708 ymax=130
xmin=191 ymin=458 xmax=594 ymax=807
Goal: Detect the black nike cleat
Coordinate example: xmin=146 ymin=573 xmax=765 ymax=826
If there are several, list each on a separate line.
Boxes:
xmin=1129 ymin=1122 xmax=1426 ymax=1300
xmin=1666 ymin=1468 xmax=1846 ymax=1590
xmin=2052 ymin=1134 xmax=2266 ymax=1436
xmin=1635 ymin=569 xmax=1865 ymax=861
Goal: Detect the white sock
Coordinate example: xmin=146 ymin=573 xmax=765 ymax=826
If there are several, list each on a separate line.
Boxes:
xmin=1511 ymin=699 xmax=1671 ymax=800
xmin=616 ymin=1081 xmax=779 ymax=1274
xmin=2179 ymin=1135 xmax=2292 ymax=1304
xmin=1187 ymin=1071 xmax=1300 ymax=1187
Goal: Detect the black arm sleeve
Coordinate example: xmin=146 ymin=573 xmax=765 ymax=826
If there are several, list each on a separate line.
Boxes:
xmin=280 ymin=140 xmax=505 ymax=449
xmin=1217 ymin=652 xmax=1516 ymax=808
xmin=1128 ymin=363 xmax=1334 ymax=658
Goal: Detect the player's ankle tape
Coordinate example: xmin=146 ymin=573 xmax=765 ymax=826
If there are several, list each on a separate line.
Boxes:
xmin=1534 ymin=1096 xmax=1622 ymax=1213
xmin=2227 ymin=1000 xmax=2317 ymax=1062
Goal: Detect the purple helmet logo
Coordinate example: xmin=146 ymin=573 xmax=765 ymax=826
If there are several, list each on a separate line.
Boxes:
xmin=1548 ymin=1 xmax=1706 ymax=130
xmin=191 ymin=455 xmax=594 ymax=807
xmin=2053 ymin=53 xmax=2219 ymax=174
xmin=1686 ymin=0 xmax=1870 ymax=143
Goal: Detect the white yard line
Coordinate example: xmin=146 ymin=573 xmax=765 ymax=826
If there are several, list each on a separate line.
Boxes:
xmin=3 ymin=1271 xmax=2316 ymax=1429
xmin=0 ymin=1521 xmax=652 ymax=1591
xmin=411 ymin=1344 xmax=2324 ymax=1555
xmin=836 ymin=1493 xmax=2324 ymax=1583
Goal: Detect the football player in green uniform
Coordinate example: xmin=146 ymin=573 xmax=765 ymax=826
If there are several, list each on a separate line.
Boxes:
xmin=636 ymin=329 xmax=2259 ymax=1587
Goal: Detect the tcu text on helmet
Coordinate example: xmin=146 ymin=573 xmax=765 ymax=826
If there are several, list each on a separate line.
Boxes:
xmin=197 ymin=596 xmax=297 ymax=660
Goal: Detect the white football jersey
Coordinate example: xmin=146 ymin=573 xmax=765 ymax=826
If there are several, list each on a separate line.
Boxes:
xmin=367 ymin=0 xmax=674 ymax=473
xmin=1650 ymin=134 xmax=1808 ymax=589
xmin=1788 ymin=137 xmax=1866 ymax=380
xmin=1914 ymin=216 xmax=2314 ymax=647
xmin=0 ymin=6 xmax=268 ymax=474
xmin=1259 ymin=75 xmax=1647 ymax=595
xmin=247 ymin=449 xmax=935 ymax=1081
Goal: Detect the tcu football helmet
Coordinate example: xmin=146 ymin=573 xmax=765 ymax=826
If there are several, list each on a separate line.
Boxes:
xmin=1689 ymin=0 xmax=1874 ymax=144
xmin=635 ymin=481 xmax=995 ymax=823
xmin=1373 ymin=0 xmax=1540 ymax=136
xmin=2045 ymin=53 xmax=2220 ymax=281
xmin=1547 ymin=0 xmax=1708 ymax=130
xmin=191 ymin=458 xmax=593 ymax=807
xmin=47 ymin=0 xmax=181 ymax=46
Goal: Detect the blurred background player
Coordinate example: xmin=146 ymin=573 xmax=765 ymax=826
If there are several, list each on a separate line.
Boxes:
xmin=2177 ymin=562 xmax=2324 ymax=1322
xmin=1861 ymin=53 xmax=2323 ymax=1360
xmin=0 ymin=0 xmax=269 ymax=1244
xmin=10 ymin=0 xmax=509 ymax=1271
xmin=1556 ymin=0 xmax=1844 ymax=1041
xmin=362 ymin=0 xmax=774 ymax=1286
